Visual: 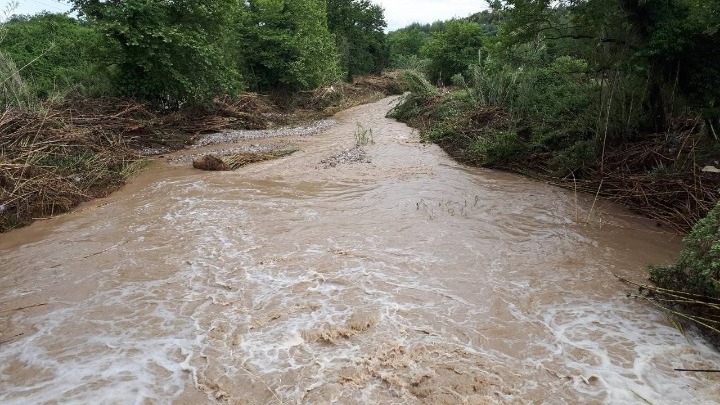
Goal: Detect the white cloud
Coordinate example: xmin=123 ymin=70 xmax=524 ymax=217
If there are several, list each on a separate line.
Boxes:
xmin=371 ymin=0 xmax=488 ymax=31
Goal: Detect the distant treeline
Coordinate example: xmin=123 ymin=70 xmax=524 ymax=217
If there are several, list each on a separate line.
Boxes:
xmin=0 ymin=0 xmax=388 ymax=106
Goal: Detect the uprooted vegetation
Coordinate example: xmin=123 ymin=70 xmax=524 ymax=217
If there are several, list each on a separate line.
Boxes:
xmin=0 ymin=73 xmax=405 ymax=232
xmin=0 ymin=108 xmax=140 ymax=231
xmin=193 ymin=149 xmax=298 ymax=171
xmin=0 ymin=93 xmax=278 ymax=231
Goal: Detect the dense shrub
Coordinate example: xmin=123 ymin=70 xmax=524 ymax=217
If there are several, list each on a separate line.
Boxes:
xmin=0 ymin=13 xmax=109 ymax=99
xmin=243 ymin=0 xmax=341 ymax=91
xmin=327 ymin=0 xmax=388 ymax=79
xmin=71 ymin=0 xmax=244 ymax=106
xmin=650 ymin=203 xmax=720 ymax=298
xmin=420 ymin=19 xmax=484 ymax=84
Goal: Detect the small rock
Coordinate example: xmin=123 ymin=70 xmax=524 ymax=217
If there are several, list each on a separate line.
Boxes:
xmin=193 ymin=155 xmax=229 ymax=171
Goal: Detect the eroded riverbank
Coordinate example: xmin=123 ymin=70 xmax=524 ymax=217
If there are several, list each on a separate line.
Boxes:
xmin=1 ymin=97 xmax=718 ymax=404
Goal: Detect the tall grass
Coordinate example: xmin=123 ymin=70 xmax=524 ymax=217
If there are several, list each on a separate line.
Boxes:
xmin=0 ymin=52 xmax=32 ymax=109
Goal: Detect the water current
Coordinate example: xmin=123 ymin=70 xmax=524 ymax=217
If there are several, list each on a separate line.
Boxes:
xmin=1 ymin=97 xmax=718 ymax=404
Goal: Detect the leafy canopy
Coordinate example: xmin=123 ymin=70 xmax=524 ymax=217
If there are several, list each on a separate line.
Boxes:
xmin=327 ymin=0 xmax=388 ymax=79
xmin=421 ymin=19 xmax=485 ymax=84
xmin=70 ymin=0 xmax=244 ymax=105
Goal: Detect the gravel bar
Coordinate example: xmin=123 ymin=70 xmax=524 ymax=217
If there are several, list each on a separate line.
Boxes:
xmin=194 ymin=119 xmax=336 ymax=147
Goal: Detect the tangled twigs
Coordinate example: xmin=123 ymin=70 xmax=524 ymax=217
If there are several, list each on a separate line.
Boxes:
xmin=614 ymin=274 xmax=720 ymax=341
xmin=0 ymin=94 xmax=279 ymax=231
xmin=0 ymin=106 xmax=142 ymax=231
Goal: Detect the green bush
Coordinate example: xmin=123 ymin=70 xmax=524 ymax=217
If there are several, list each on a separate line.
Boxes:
xmin=650 ymin=203 xmax=720 ymax=298
xmin=387 ymin=23 xmax=431 ymax=68
xmin=511 ymin=56 xmax=597 ymax=142
xmin=420 ymin=19 xmax=484 ymax=84
xmin=327 ymin=0 xmax=388 ymax=79
xmin=243 ymin=0 xmax=341 ymax=91
xmin=468 ymin=130 xmax=526 ymax=166
xmin=72 ymin=0 xmax=244 ymax=105
xmin=0 ymin=13 xmax=110 ymax=99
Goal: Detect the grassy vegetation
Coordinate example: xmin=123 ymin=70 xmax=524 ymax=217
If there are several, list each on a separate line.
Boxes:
xmin=354 ymin=123 xmax=374 ymax=146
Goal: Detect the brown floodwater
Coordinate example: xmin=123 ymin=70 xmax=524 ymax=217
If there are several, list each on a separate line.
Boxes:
xmin=1 ymin=97 xmax=718 ymax=404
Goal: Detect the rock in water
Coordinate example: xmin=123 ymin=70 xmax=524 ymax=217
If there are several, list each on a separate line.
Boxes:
xmin=193 ymin=155 xmax=229 ymax=171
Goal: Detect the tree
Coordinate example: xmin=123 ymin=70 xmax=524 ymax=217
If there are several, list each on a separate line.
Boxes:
xmin=70 ymin=0 xmax=244 ymax=106
xmin=387 ymin=23 xmax=431 ymax=68
xmin=491 ymin=0 xmax=720 ymax=130
xmin=421 ymin=19 xmax=484 ymax=84
xmin=327 ymin=0 xmax=388 ymax=79
xmin=243 ymin=0 xmax=340 ymax=90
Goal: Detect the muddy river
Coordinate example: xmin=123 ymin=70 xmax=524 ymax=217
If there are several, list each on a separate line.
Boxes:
xmin=1 ymin=97 xmax=718 ymax=404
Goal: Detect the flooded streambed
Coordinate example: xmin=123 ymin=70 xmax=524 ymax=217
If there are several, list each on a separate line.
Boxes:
xmin=1 ymin=97 xmax=718 ymax=404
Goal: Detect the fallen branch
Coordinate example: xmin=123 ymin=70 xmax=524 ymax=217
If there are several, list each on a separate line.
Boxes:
xmin=0 ymin=302 xmax=47 ymax=313
xmin=0 ymin=333 xmax=25 ymax=346
xmin=614 ymin=274 xmax=720 ymax=341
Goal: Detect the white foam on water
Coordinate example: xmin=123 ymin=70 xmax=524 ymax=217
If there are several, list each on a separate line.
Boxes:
xmin=535 ymin=299 xmax=720 ymax=404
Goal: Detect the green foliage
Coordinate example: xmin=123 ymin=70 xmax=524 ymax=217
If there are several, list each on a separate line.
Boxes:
xmin=468 ymin=130 xmax=526 ymax=166
xmin=0 ymin=13 xmax=109 ymax=99
xmin=401 ymin=70 xmax=437 ymax=97
xmin=492 ymin=0 xmax=720 ymax=129
xmin=244 ymin=0 xmax=341 ymax=91
xmin=420 ymin=19 xmax=485 ymax=84
xmin=386 ymin=71 xmax=438 ymax=124
xmin=623 ymin=0 xmax=720 ymax=120
xmin=0 ymin=51 xmax=31 ymax=108
xmin=1 ymin=1 xmax=389 ymax=105
xmin=387 ymin=23 xmax=432 ymax=68
xmin=512 ymin=56 xmax=597 ymax=146
xmin=71 ymin=0 xmax=244 ymax=105
xmin=650 ymin=203 xmax=720 ymax=298
xmin=327 ymin=0 xmax=388 ymax=79
xmin=390 ymin=54 xmax=429 ymax=71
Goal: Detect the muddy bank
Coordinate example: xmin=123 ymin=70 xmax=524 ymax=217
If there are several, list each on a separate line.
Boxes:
xmin=1 ymin=97 xmax=719 ymax=404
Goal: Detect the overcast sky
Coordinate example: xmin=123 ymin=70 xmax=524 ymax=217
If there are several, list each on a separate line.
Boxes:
xmin=3 ymin=0 xmax=70 ymax=17
xmin=371 ymin=0 xmax=487 ymax=31
xmin=3 ymin=0 xmax=487 ymax=31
